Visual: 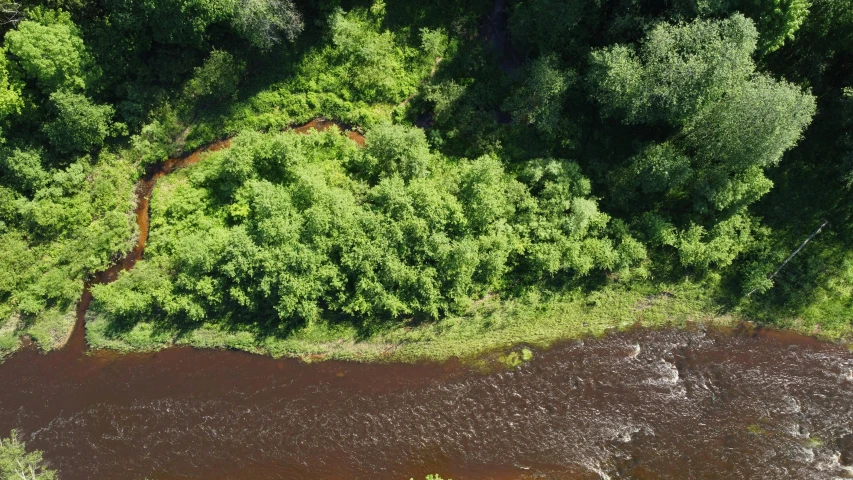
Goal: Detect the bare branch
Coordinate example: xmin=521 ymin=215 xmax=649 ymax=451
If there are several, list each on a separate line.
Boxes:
xmin=0 ymin=1 xmax=23 ymax=26
xmin=747 ymin=219 xmax=830 ymax=296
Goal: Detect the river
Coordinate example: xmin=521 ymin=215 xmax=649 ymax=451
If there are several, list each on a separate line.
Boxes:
xmin=2 ymin=325 xmax=853 ymax=479
xmin=1 ymin=122 xmax=853 ymax=479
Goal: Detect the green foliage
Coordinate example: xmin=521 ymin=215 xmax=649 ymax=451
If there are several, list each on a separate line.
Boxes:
xmin=231 ymin=0 xmax=303 ymax=49
xmin=0 ymin=8 xmax=123 ymax=161
xmin=129 ymin=108 xmax=186 ymax=166
xmin=684 ymin=75 xmax=815 ymax=174
xmin=0 ymin=49 xmax=22 ymax=124
xmin=516 ymin=159 xmax=642 ymax=277
xmin=504 ymin=55 xmax=574 ymax=139
xmin=0 ymin=0 xmax=848 ymax=359
xmin=328 ymin=4 xmax=411 ymax=103
xmin=627 ymin=143 xmax=692 ymax=195
xmin=84 ymin=0 xmax=253 ymax=125
xmin=0 ymin=431 xmax=56 ymax=480
xmin=0 ymin=151 xmax=136 ymax=350
xmin=98 ymin=0 xmax=233 ymax=50
xmin=500 ymin=347 xmax=534 ymax=368
xmin=43 ymin=90 xmax=119 ymax=153
xmin=92 ymin=127 xmax=627 ymax=328
xmin=671 ymin=213 xmax=756 ymax=269
xmin=356 ymin=123 xmax=432 ymax=182
xmin=197 ymin=1 xmax=446 ymax=140
xmin=87 ymin=272 xmax=737 ymax=361
xmin=589 ymin=15 xmax=815 ymax=270
xmin=91 ymin=261 xmax=170 ymax=319
xmin=0 ymin=148 xmax=47 ymax=194
xmin=589 ymin=15 xmax=758 ymax=125
xmin=747 ymin=0 xmax=812 ymax=53
xmin=4 ymin=10 xmax=92 ymax=92
xmin=184 ymin=50 xmax=246 ymax=101
xmin=509 ymin=0 xmax=595 ymax=56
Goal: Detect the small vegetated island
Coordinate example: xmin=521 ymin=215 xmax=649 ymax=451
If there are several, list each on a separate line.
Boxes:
xmin=0 ymin=0 xmax=850 ymax=362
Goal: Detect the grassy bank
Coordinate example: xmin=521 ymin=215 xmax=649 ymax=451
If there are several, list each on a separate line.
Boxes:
xmin=82 ymin=279 xmax=850 ymax=363
xmin=2 ymin=267 xmax=848 ymax=363
xmin=0 ymin=308 xmax=78 ymax=360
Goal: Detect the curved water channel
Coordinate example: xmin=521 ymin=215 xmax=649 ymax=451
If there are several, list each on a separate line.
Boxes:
xmin=2 ymin=121 xmax=853 ymax=479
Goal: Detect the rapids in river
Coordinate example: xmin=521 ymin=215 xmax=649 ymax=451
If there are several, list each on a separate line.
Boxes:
xmin=2 ymin=121 xmax=853 ymax=479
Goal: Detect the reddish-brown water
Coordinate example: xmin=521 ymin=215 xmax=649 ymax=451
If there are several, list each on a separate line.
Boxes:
xmin=3 ymin=121 xmax=853 ymax=479
xmin=292 ymin=118 xmax=366 ymax=147
xmin=68 ymin=138 xmax=232 ymax=353
xmin=3 ymin=325 xmax=853 ymax=479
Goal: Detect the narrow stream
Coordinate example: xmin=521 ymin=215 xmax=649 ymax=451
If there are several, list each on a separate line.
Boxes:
xmin=2 ymin=121 xmax=853 ymax=479
xmin=67 ymin=119 xmax=363 ymax=355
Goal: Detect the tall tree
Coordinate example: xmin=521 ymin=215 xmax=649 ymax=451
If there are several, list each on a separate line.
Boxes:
xmin=4 ymin=9 xmax=92 ymax=93
xmin=589 ymin=15 xmax=815 ymax=268
xmin=588 ymin=14 xmax=758 ymax=126
xmin=231 ymin=0 xmax=303 ymax=50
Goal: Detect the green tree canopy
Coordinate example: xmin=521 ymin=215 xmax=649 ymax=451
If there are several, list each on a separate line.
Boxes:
xmin=4 ymin=10 xmax=93 ymax=93
xmin=589 ymin=14 xmax=758 ymax=125
xmin=43 ymin=90 xmax=118 ymax=154
xmin=0 ymin=49 xmax=22 ymax=125
xmin=684 ymin=74 xmax=816 ymax=214
xmin=590 ymin=14 xmax=815 ymax=269
xmin=184 ymin=50 xmax=246 ymax=100
xmin=356 ymin=123 xmax=433 ymax=182
xmin=504 ymin=54 xmax=574 ymax=140
xmin=747 ymin=0 xmax=812 ymax=54
xmin=231 ymin=0 xmax=303 ymax=50
xmin=93 ymin=127 xmax=636 ymax=325
xmin=0 ymin=148 xmax=47 ymax=194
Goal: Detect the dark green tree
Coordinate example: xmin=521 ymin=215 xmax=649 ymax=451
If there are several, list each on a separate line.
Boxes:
xmin=504 ymin=55 xmax=574 ymax=140
xmin=43 ymin=90 xmax=118 ymax=153
xmin=590 ymin=15 xmax=815 ymax=269
xmin=589 ymin=15 xmax=758 ymax=126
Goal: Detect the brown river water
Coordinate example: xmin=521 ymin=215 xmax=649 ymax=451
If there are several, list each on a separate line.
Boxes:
xmin=2 ymin=121 xmax=853 ymax=479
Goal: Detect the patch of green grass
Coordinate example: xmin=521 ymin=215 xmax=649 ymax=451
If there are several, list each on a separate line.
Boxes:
xmin=1 ymin=306 xmax=78 ymax=359
xmin=805 ymin=436 xmax=822 ymax=448
xmin=0 ymin=316 xmax=21 ymax=359
xmin=497 ymin=348 xmax=535 ymax=369
xmin=23 ymin=307 xmax=76 ymax=352
xmin=746 ymin=424 xmax=766 ymax=435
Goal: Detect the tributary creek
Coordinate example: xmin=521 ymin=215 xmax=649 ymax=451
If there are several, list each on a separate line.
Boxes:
xmin=2 ymin=122 xmax=852 ymax=479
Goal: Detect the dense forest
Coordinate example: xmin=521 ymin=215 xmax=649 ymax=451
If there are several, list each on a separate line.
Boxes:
xmin=0 ymin=0 xmax=850 ymax=358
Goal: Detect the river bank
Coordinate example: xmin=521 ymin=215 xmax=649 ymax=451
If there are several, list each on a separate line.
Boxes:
xmin=82 ymin=280 xmax=853 ymax=365
xmin=1 ymin=120 xmax=850 ymax=365
xmin=84 ymin=280 xmax=739 ymax=363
